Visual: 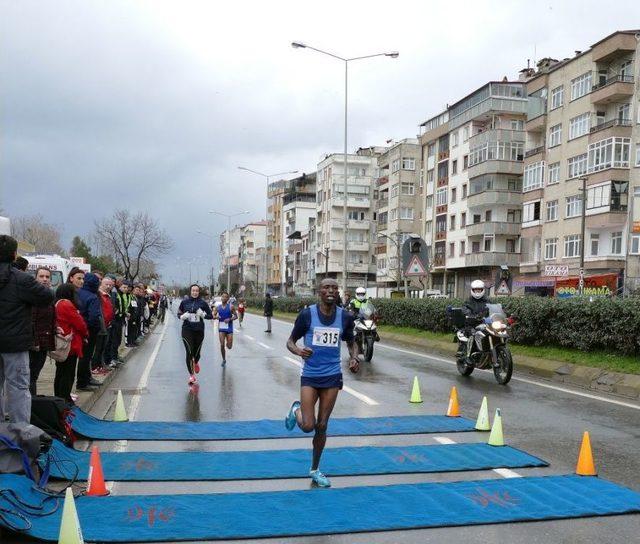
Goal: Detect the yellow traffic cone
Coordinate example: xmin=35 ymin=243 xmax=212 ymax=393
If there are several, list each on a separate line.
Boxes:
xmin=409 ymin=376 xmax=423 ymax=403
xmin=58 ymin=488 xmax=84 ymax=544
xmin=113 ymin=390 xmax=129 ymax=422
xmin=576 ymin=431 xmax=597 ymax=476
xmin=475 ymin=396 xmax=491 ymax=431
xmin=446 ymin=386 xmax=460 ymax=417
xmin=487 ymin=408 xmax=504 ymax=446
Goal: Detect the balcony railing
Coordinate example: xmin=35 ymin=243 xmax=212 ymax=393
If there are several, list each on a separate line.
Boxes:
xmin=435 ymin=231 xmax=447 ymax=241
xmin=589 ymin=117 xmax=632 ymax=134
xmin=592 ymin=74 xmax=634 ymax=91
xmin=377 ymin=198 xmax=389 ymax=209
xmin=432 ymin=254 xmax=446 ymax=267
xmin=525 ymin=145 xmax=545 ymax=158
xmin=376 ymin=176 xmax=389 ymax=186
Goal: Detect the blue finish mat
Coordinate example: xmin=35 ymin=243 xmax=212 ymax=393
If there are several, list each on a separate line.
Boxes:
xmin=45 ymin=440 xmax=548 ymax=481
xmin=69 ymin=407 xmax=477 ymax=440
xmin=1 ymin=474 xmax=639 ymax=541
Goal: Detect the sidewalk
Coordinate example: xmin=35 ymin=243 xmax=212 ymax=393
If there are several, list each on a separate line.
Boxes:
xmin=35 ymin=323 xmax=158 ymax=413
xmin=248 ymin=309 xmax=640 ymax=401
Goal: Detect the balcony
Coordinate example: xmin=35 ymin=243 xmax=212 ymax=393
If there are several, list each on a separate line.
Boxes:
xmin=466 ymin=190 xmax=522 ymax=209
xmin=332 ymin=197 xmax=370 ymax=208
xmin=435 ymin=204 xmax=448 ymax=215
xmin=376 ymin=176 xmax=389 ymax=186
xmin=377 ymin=220 xmax=388 ymax=229
xmin=585 ymin=210 xmax=627 ymax=228
xmin=438 ymin=150 xmax=450 ymax=161
xmin=524 ymin=145 xmax=545 ymax=159
xmin=466 ymin=221 xmax=521 ymax=237
xmin=348 ymin=219 xmax=371 ymax=229
xmin=377 ymin=198 xmax=389 ymax=209
xmin=588 ymin=118 xmax=632 ymax=142
xmin=468 ymin=160 xmax=523 ymax=179
xmin=435 ymin=231 xmax=447 ymax=241
xmin=591 ymin=75 xmax=634 ymax=105
xmin=526 ymin=96 xmax=547 ymax=132
xmin=469 ymin=129 xmax=526 ymax=147
xmin=432 ymin=254 xmax=446 ymax=268
xmin=437 ymin=176 xmax=449 ymax=188
xmin=465 ymin=252 xmax=520 ymax=268
xmin=591 ymin=33 xmax=637 ymax=63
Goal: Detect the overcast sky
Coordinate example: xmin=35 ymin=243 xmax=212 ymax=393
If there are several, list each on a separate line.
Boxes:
xmin=2 ymin=0 xmax=639 ymax=284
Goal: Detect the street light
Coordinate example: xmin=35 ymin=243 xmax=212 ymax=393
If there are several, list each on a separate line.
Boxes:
xmin=238 ymin=166 xmax=298 ymax=295
xmin=292 ymin=41 xmax=398 ymax=294
xmin=209 ymin=210 xmax=250 ymax=293
xmin=196 ymin=230 xmax=217 ymax=295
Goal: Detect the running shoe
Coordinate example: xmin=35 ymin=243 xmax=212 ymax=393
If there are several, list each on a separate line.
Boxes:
xmin=309 ymin=469 xmax=331 ymax=488
xmin=285 ymin=400 xmax=300 ymax=431
xmin=194 ymin=360 xmax=200 ymax=374
xmin=188 ymin=374 xmax=197 ymax=384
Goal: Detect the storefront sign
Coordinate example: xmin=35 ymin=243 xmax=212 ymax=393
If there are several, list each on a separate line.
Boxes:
xmin=555 ymin=273 xmax=618 ymax=299
xmin=543 ymin=265 xmax=569 ymax=277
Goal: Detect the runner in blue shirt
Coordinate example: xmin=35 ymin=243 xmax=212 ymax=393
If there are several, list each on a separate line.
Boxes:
xmin=213 ymin=292 xmax=237 ymax=367
xmin=285 ymin=278 xmax=360 ymax=487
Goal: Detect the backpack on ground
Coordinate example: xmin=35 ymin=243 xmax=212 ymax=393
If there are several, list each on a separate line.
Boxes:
xmin=30 ymin=395 xmax=75 ymax=446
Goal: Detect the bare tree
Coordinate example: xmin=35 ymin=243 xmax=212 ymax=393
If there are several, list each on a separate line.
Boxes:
xmin=12 ymin=214 xmax=65 ymax=254
xmin=94 ymin=210 xmax=172 ymax=280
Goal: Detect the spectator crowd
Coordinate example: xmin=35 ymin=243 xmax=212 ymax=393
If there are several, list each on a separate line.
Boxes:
xmin=0 ymin=234 xmax=168 ymax=423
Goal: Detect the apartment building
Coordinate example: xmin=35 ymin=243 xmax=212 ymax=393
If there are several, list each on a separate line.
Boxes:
xmin=218 ymin=225 xmax=243 ymax=290
xmin=315 ymin=147 xmax=384 ymax=290
xmin=420 ymin=81 xmax=528 ymax=297
xmin=266 ymin=178 xmax=291 ymax=293
xmin=238 ymin=221 xmax=267 ymax=294
xmin=375 ymin=139 xmax=422 ymax=294
xmin=520 ymin=30 xmax=640 ymax=295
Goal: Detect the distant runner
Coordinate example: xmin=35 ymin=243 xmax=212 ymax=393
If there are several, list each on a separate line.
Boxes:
xmin=213 ymin=292 xmax=237 ymax=367
xmin=237 ymin=298 xmax=246 ymax=328
xmin=285 ymin=278 xmax=359 ymax=487
xmin=178 ymin=284 xmax=213 ymax=385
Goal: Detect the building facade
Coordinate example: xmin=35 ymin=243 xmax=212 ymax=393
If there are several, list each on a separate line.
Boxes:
xmin=519 ymin=30 xmax=640 ymax=296
xmin=238 ymin=221 xmax=267 ymax=294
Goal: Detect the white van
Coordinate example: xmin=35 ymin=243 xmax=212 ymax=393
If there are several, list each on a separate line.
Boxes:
xmin=25 ymin=255 xmax=73 ymax=289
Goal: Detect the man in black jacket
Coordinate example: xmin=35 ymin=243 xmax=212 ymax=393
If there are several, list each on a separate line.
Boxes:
xmin=457 ymin=279 xmax=490 ymax=360
xmin=263 ymin=293 xmax=274 ymax=333
xmin=0 ymin=236 xmax=54 ymax=423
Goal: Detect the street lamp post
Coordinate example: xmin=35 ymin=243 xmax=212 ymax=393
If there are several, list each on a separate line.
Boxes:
xmin=292 ymin=41 xmax=398 ymax=294
xmin=238 ymin=167 xmax=298 ymax=296
xmin=209 ymin=210 xmax=250 ymax=293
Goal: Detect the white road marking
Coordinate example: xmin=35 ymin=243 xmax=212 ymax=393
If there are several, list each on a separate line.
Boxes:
xmin=433 ymin=436 xmax=522 ymax=478
xmin=283 ymin=356 xmax=379 ymax=406
xmin=377 ymin=343 xmax=640 ymax=411
xmin=258 ymin=342 xmax=272 ymax=350
xmin=244 ymin=334 xmax=255 ymax=340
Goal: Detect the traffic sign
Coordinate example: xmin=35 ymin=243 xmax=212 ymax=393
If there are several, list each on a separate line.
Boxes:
xmin=544 ymin=265 xmax=569 ymax=277
xmin=405 ymin=255 xmax=427 ymax=276
xmin=495 ymin=280 xmax=511 ymax=295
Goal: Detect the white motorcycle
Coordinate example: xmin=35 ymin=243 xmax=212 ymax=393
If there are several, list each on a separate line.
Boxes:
xmin=354 ymin=301 xmax=379 ymax=362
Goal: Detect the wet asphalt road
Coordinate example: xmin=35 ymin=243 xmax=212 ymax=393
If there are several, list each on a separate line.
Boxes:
xmin=7 ymin=307 xmax=640 ymax=543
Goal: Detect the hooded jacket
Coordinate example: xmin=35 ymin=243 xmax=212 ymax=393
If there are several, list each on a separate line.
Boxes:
xmin=0 ymin=262 xmax=54 ymax=352
xmin=77 ymin=273 xmax=103 ymax=333
xmin=463 ymin=295 xmax=490 ymax=318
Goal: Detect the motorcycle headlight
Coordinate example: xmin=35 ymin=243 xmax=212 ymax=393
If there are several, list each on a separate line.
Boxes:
xmin=364 ymin=320 xmax=374 ymax=327
xmin=491 ymin=321 xmax=506 ymax=331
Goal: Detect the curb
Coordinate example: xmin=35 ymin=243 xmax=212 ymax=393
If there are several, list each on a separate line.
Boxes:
xmin=247 ymin=309 xmax=640 ymax=401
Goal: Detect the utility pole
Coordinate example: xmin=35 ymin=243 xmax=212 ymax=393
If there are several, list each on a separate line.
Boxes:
xmin=579 ymin=176 xmax=587 ymax=295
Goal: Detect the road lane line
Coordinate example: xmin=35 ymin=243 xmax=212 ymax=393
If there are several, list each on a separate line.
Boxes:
xmin=434 ymin=436 xmax=522 ymax=478
xmin=283 ymin=356 xmax=378 ymax=406
xmin=245 ymin=334 xmax=255 ymax=340
xmin=377 ymin=343 xmax=640 ymax=411
xmin=258 ymin=342 xmax=272 ymax=350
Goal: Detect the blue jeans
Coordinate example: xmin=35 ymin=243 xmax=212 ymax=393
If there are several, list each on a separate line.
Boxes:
xmin=0 ymin=351 xmax=31 ymax=423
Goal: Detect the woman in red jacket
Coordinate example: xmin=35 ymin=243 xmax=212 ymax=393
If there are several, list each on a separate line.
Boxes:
xmin=54 ymin=283 xmax=89 ymax=402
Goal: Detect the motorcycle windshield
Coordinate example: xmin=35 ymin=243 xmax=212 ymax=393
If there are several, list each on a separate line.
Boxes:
xmin=486 ymin=303 xmax=507 ymax=323
xmin=360 ymin=301 xmax=375 ymax=319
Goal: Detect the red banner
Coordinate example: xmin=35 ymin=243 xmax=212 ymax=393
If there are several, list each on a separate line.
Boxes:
xmin=555 ymin=273 xmax=619 ymax=298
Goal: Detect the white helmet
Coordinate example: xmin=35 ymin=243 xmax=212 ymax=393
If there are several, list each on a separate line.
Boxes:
xmin=355 ymin=287 xmax=367 ymax=301
xmin=470 ymin=280 xmax=485 ymax=300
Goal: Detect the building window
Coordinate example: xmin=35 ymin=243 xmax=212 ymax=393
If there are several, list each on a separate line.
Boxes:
xmin=450 ymin=214 xmax=456 ymax=230
xmin=461 ymin=212 xmax=466 ymax=228
xmin=567 ymin=153 xmax=588 ymax=179
xmin=566 ymin=195 xmax=583 ymax=218
xmin=511 ymin=119 xmax=524 ymax=130
xmin=451 ymin=187 xmax=457 ymax=203
xmin=564 ymin=234 xmax=582 ymax=258
xmin=485 ymin=209 xmax=492 ymax=222
xmin=472 ymin=241 xmax=480 ymax=253
xmin=400 ymin=182 xmax=415 ymax=195
xmin=544 ymin=238 xmax=558 ymax=260
xmin=391 ymin=184 xmax=399 ymax=198
xmin=463 ymin=155 xmax=469 ymax=170
xmin=523 ymin=200 xmax=541 ymax=223
xmin=463 ymin=126 xmax=470 ymax=142
xmin=436 ymin=188 xmax=447 ymax=206
xmin=402 ymin=157 xmax=416 ymax=170
xmin=427 ymin=169 xmax=434 ymax=183
xmin=587 ymin=184 xmax=610 ymax=210
xmin=546 ymin=200 xmax=558 ymax=221
xmin=507 ymin=209 xmax=521 ymax=223
xmin=460 ymin=240 xmax=466 ymax=256
xmin=506 ymin=238 xmax=517 ymax=253
xmin=571 ymin=72 xmax=592 ymax=100
xmin=550 ymin=85 xmax=564 ymax=109
xmin=425 ymin=220 xmax=432 ymax=233
xmin=462 ymin=184 xmax=467 ymax=198
xmin=390 ymin=209 xmax=397 ymax=221
xmin=468 ymin=141 xmax=524 ymax=166
xmin=449 ymin=242 xmax=455 ymax=257
xmin=427 ymin=143 xmax=436 ymax=158
xmin=588 ymin=137 xmax=631 ymax=172
xmin=483 ymin=236 xmax=493 ymax=252
xmin=548 ymin=124 xmax=562 ymax=147
xmin=400 ymin=207 xmax=414 ymax=220
xmin=611 ymin=231 xmax=623 ymax=255
xmin=548 ymin=162 xmax=560 ymax=185
xmin=636 ymin=144 xmax=640 ymax=167
xmin=391 ymin=159 xmax=400 ymax=173
xmin=452 ymin=159 xmax=458 ymax=175
xmin=569 ymin=112 xmax=590 ymax=140
xmin=473 ymin=214 xmax=481 ymax=224
xmin=451 ymin=131 xmax=459 ymax=147
xmin=631 ymin=234 xmax=640 ymax=254
xmin=590 ymin=233 xmax=599 ymax=256
xmin=524 ymin=161 xmax=545 ymax=191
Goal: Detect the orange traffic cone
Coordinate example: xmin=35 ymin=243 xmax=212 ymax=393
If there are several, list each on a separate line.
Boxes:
xmin=575 ymin=431 xmax=597 ymax=476
xmin=446 ymin=386 xmax=460 ymax=417
xmin=86 ymin=445 xmax=109 ymax=496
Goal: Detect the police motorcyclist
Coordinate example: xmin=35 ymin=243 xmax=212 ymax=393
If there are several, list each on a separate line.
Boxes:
xmin=348 ymin=287 xmax=368 ymax=314
xmin=457 ymin=280 xmax=490 ymax=359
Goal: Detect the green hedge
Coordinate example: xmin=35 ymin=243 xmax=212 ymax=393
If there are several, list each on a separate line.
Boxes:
xmin=245 ymin=296 xmax=640 ymax=356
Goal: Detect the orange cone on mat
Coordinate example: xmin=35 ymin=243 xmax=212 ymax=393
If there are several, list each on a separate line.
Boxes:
xmin=446 ymin=386 xmax=460 ymax=417
xmin=86 ymin=445 xmax=109 ymax=496
xmin=576 ymin=431 xmax=597 ymax=476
